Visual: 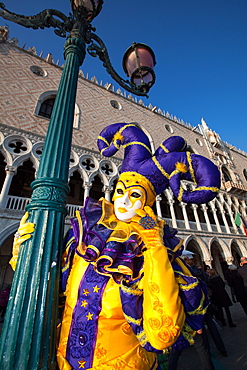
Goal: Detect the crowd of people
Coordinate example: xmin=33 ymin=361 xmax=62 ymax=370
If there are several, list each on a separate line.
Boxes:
xmin=165 ymin=253 xmax=247 ymax=370
xmin=2 ymin=253 xmax=247 ymax=369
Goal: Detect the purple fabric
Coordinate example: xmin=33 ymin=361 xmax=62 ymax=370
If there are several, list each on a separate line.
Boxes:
xmin=97 ymin=123 xmax=220 ymax=204
xmin=66 ymin=264 xmax=109 ymax=369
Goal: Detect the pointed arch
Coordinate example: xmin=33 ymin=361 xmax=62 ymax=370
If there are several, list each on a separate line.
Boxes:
xmin=184 ymin=235 xmax=211 ymax=263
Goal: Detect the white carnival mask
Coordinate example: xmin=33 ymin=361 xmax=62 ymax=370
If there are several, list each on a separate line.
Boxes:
xmin=113 ymin=182 xmax=146 ymax=222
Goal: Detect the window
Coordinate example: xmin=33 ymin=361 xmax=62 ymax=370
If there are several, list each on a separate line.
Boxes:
xmin=222 ymin=167 xmax=231 ymax=182
xmin=30 ymin=65 xmax=47 ymax=77
xmin=35 ymin=91 xmax=80 ymax=128
xmin=196 ymin=138 xmax=203 ymax=147
xmin=165 ymin=124 xmax=174 ymax=133
xmin=38 ymin=98 xmax=56 ymax=118
xmin=110 ymin=100 xmax=122 ymax=110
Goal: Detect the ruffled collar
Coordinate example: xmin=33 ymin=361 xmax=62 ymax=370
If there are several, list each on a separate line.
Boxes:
xmin=75 ymin=197 xmax=144 ymax=282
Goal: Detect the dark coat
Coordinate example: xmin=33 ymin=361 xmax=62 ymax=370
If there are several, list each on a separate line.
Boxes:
xmin=237 ymin=264 xmax=247 ymax=287
xmin=209 ymin=275 xmax=232 ymax=307
xmin=225 ymin=269 xmax=247 ymax=303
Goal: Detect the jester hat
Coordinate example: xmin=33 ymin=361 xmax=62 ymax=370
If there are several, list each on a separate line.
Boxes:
xmin=97 ymin=123 xmax=220 ymax=205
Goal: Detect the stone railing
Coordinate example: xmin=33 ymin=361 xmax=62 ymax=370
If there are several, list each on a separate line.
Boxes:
xmin=4 ymin=195 xmax=243 ymax=235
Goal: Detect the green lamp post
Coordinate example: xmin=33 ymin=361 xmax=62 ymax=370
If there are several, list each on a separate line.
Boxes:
xmin=0 ymin=1 xmax=156 ymax=369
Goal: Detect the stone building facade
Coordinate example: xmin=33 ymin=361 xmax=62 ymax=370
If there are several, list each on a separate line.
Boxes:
xmin=1 ymin=27 xmax=247 ymax=288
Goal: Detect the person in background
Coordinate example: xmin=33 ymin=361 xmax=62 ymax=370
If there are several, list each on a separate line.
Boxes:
xmin=238 ymin=257 xmax=247 ymax=294
xmin=225 ymin=264 xmax=247 ymax=315
xmin=208 ymin=268 xmax=236 ymax=327
xmin=182 ymin=252 xmax=227 ymax=357
xmin=168 ymin=250 xmax=216 ymax=370
xmin=0 ymin=285 xmax=11 ymax=323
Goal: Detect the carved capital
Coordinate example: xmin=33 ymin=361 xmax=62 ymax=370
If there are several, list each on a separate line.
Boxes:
xmin=5 ymin=165 xmax=17 ymax=174
xmin=226 ymin=256 xmax=234 ymax=265
xmin=103 ymin=185 xmax=112 ymax=193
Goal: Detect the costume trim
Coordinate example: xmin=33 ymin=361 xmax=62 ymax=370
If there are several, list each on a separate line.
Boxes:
xmin=124 ymin=313 xmax=142 ymax=326
xmin=187 ymin=294 xmax=207 ymax=316
xmin=159 ymin=143 xmax=169 ymax=153
xmin=151 ymin=156 xmax=170 ymax=179
xmin=192 ymin=186 xmax=220 ymax=193
xmin=178 ymin=281 xmax=199 ymax=291
xmin=136 ymin=330 xmax=148 ymax=346
xmin=123 ymin=141 xmax=152 ymax=154
xmin=121 ymin=283 xmax=143 ymax=296
xmin=177 ymin=186 xmax=184 ymax=202
xmin=186 ymin=152 xmax=196 ymax=183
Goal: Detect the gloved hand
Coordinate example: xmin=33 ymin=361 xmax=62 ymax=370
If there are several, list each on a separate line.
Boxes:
xmin=131 ymin=206 xmax=164 ymax=248
xmin=9 ymin=212 xmax=35 ymax=270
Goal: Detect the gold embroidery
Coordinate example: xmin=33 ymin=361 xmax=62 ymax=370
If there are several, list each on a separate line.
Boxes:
xmin=94 ymin=343 xmax=107 ymax=360
xmin=149 ymin=282 xmax=160 ymax=294
xmin=121 ymin=322 xmax=132 ymax=335
xmin=158 ymin=329 xmax=172 ymax=343
xmin=148 ymin=317 xmax=162 ymax=330
xmin=179 ymin=281 xmax=199 ymax=291
xmin=136 ymin=329 xmax=148 ymax=346
xmin=86 ymin=312 xmax=94 ymax=320
xmin=78 ymin=359 xmax=86 ymax=368
xmin=148 ymin=282 xmax=180 ymax=344
xmin=123 ymin=313 xmax=142 ymax=326
xmin=121 ymin=283 xmax=143 ymax=296
xmin=83 ymin=289 xmax=90 ymax=296
xmin=93 ymin=285 xmax=100 ymax=293
xmin=81 ymin=300 xmax=88 ymax=308
xmin=162 ymin=315 xmax=173 ymax=327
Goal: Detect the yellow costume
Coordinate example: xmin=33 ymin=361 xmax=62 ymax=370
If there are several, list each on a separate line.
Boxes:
xmin=57 ymin=198 xmax=206 ymax=369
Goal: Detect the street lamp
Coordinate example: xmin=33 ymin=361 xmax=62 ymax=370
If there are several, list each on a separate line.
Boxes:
xmin=0 ymin=1 xmax=156 ymax=369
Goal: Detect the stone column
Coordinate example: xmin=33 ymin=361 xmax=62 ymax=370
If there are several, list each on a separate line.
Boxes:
xmin=201 ymin=204 xmax=213 ymax=232
xmin=210 ymin=204 xmax=222 ymax=233
xmin=155 ymin=195 xmax=162 ymax=218
xmin=191 ymin=204 xmax=202 ymax=231
xmin=226 ymin=256 xmax=234 ymax=265
xmin=168 ymin=199 xmax=177 ymax=228
xmin=83 ymin=182 xmax=92 ymax=203
xmin=180 ymin=202 xmax=190 ymax=230
xmin=204 ymin=258 xmax=212 ymax=268
xmin=218 ymin=206 xmax=231 ymax=234
xmin=229 ymin=211 xmax=239 ymax=234
xmin=104 ymin=185 xmax=112 ymax=202
xmin=0 ymin=166 xmax=16 ymax=208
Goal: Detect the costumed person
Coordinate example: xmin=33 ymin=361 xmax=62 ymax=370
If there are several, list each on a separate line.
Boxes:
xmin=10 ymin=123 xmax=220 ymax=370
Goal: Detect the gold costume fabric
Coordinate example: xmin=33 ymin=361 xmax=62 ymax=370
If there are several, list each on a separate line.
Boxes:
xmin=57 ymin=198 xmax=207 ymax=370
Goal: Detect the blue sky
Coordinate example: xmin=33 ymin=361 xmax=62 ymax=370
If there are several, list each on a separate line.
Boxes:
xmin=1 ymin=0 xmax=247 ymax=152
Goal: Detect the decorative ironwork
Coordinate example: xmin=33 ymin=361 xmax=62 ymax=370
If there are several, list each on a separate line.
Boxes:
xmin=0 ymin=3 xmax=72 ymax=37
xmin=87 ymin=33 xmax=152 ymax=96
xmin=0 ymin=2 xmax=153 ymax=96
